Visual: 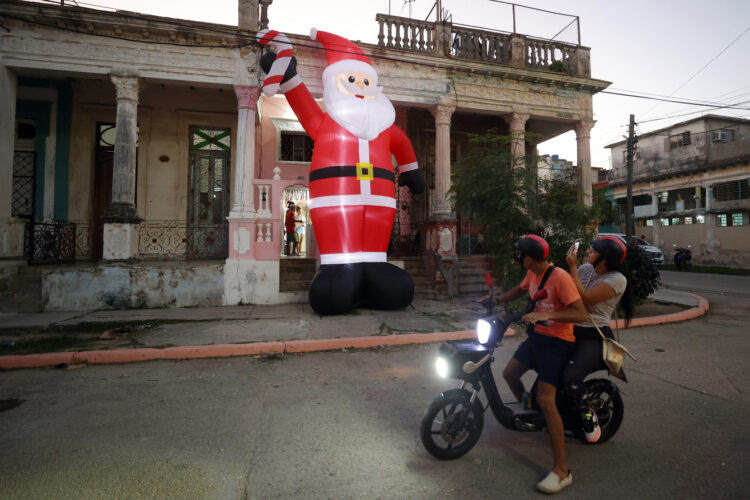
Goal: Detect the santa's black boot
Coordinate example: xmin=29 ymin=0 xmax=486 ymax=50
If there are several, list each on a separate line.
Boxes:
xmin=309 ymin=263 xmax=364 ymax=315
xmin=362 ymin=262 xmax=414 ymax=310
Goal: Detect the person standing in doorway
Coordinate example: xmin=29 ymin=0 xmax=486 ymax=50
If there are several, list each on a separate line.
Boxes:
xmin=285 ymin=201 xmax=296 ymax=256
xmin=295 ymin=206 xmax=306 ymax=256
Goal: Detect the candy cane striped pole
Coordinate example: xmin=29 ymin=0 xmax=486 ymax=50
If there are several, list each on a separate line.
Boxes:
xmin=257 ymin=29 xmax=293 ymax=97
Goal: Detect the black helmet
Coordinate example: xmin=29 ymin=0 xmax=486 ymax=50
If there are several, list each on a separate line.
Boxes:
xmin=591 ymin=236 xmax=627 ymax=268
xmin=514 ymin=234 xmax=549 ymax=262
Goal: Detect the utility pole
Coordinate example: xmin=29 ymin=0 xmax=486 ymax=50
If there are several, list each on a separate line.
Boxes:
xmin=625 ymin=114 xmax=636 ymax=243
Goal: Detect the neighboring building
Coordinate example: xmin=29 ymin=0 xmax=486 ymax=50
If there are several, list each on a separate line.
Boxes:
xmin=606 ymin=115 xmax=750 ymax=267
xmin=538 ymin=154 xmax=574 ymax=182
xmin=0 ymin=0 xmax=610 ymax=311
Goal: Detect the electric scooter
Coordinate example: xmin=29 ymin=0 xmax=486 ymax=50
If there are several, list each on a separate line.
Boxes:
xmin=420 ymin=273 xmax=624 ymax=460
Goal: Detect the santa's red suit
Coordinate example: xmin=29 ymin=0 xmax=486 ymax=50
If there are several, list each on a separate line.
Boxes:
xmin=283 ymin=86 xmax=417 ymax=264
xmin=259 ymin=28 xmax=425 ymax=314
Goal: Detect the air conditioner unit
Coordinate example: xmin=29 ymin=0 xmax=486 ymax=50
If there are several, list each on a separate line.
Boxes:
xmin=711 ymin=131 xmax=728 ymax=142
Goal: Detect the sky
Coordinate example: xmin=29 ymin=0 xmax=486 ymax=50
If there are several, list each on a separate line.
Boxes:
xmin=54 ymin=0 xmax=750 ymax=170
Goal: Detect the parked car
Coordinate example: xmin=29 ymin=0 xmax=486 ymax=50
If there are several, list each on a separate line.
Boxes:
xmin=597 ymin=233 xmax=665 ymax=266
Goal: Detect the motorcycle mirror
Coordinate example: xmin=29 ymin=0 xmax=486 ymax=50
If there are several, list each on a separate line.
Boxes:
xmin=484 ymin=271 xmax=493 ymax=288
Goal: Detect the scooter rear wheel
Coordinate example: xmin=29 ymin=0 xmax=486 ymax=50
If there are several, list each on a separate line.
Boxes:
xmin=577 ymin=378 xmax=624 ymax=444
xmin=420 ymin=389 xmax=484 ymax=460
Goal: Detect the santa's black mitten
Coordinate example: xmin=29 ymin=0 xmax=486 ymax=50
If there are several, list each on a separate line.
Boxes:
xmin=260 ymin=50 xmax=298 ymax=83
xmin=399 ymin=169 xmax=426 ymax=195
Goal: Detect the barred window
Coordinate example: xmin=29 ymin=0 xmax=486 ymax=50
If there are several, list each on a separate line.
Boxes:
xmin=713 ymin=179 xmax=750 ymax=201
xmin=280 ymin=132 xmax=314 ymax=162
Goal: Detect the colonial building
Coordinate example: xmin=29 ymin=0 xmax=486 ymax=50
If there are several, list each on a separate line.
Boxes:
xmin=607 ymin=115 xmax=750 ymax=267
xmin=0 ymin=0 xmax=609 ymax=311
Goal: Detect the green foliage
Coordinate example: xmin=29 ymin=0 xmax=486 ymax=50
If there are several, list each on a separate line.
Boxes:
xmin=592 ymin=186 xmax=618 ymax=226
xmin=623 ymin=244 xmax=661 ymax=307
xmin=549 ymin=61 xmax=571 ymax=74
xmin=450 ymin=130 xmax=657 ymax=311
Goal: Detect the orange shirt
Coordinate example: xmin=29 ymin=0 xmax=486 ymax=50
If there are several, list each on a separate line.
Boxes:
xmin=520 ymin=265 xmax=581 ymax=343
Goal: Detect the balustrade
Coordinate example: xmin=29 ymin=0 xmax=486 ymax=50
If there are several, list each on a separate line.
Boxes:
xmin=376 ymin=14 xmax=434 ymax=53
xmin=137 ymin=221 xmax=228 ymax=260
xmin=24 ymin=221 xmax=76 ymax=264
xmin=375 ymin=14 xmax=587 ymax=77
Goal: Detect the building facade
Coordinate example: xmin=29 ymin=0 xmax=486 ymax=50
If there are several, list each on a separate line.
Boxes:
xmin=0 ymin=0 xmax=609 ymax=311
xmin=607 ymin=115 xmax=750 ymax=267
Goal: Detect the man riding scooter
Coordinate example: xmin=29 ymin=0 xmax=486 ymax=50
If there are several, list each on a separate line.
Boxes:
xmin=494 ymin=235 xmax=587 ymax=494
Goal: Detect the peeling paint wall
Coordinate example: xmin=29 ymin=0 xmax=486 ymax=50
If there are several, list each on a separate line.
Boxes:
xmin=42 ymin=264 xmax=224 ymax=311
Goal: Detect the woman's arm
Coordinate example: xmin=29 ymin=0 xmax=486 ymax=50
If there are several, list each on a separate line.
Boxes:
xmin=523 ymin=298 xmax=588 ymax=324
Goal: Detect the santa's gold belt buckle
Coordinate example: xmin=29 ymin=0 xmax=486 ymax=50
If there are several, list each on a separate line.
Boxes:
xmin=356 ymin=162 xmax=374 ymax=181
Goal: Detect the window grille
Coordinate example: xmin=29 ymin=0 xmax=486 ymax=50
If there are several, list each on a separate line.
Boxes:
xmin=280 ymin=133 xmax=314 ymax=162
xmin=12 ymin=151 xmax=35 ymax=219
xmin=713 ymin=179 xmax=750 ymax=201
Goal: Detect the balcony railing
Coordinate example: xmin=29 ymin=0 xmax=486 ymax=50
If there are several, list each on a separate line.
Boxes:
xmin=375 ymin=14 xmax=589 ymax=78
xmin=24 ymin=221 xmax=76 ymax=264
xmin=137 ymin=221 xmax=228 ymax=260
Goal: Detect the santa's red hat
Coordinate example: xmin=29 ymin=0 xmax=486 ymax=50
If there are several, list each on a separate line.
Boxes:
xmin=310 ymin=28 xmax=377 ymax=84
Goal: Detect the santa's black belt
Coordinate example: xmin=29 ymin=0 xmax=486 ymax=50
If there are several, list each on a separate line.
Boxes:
xmin=309 ymin=164 xmax=395 ymax=183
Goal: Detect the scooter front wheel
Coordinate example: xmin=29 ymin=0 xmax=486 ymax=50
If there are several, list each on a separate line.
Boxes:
xmin=420 ymin=389 xmax=484 ymax=460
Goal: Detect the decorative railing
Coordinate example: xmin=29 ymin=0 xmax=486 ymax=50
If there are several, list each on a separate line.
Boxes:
xmin=376 ymin=14 xmax=435 ymax=53
xmin=524 ymin=38 xmax=574 ymax=72
xmin=137 ymin=221 xmax=228 ymax=260
xmin=450 ymin=25 xmax=511 ymax=64
xmin=374 ymin=14 xmax=588 ymax=77
xmin=72 ymin=221 xmax=101 ymax=261
xmin=24 ymin=221 xmax=76 ymax=264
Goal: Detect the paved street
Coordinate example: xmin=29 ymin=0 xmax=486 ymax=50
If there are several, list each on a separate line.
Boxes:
xmin=1 ymin=271 xmax=748 ymax=499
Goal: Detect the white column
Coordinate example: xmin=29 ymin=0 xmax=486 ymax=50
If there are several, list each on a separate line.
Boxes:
xmin=505 ymin=112 xmax=530 ymax=169
xmin=104 ymin=73 xmax=140 ymax=221
xmin=705 ymin=186 xmax=715 ymax=254
xmin=576 ymin=119 xmax=596 ymax=206
xmin=430 ymin=103 xmax=455 ymax=218
xmin=230 ymin=85 xmax=259 ymax=218
xmin=651 ymin=193 xmax=660 ymax=248
xmin=102 ymin=73 xmax=140 ymax=261
xmin=0 ymin=65 xmax=23 ymax=258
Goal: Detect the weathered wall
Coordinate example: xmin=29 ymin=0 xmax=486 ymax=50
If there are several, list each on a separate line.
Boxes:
xmin=67 ymin=80 xmax=237 ymax=223
xmin=42 ymin=264 xmax=224 ymax=311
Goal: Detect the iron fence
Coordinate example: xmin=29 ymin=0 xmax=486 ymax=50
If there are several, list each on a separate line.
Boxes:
xmin=137 ymin=221 xmax=228 ymax=260
xmin=24 ymin=221 xmax=76 ymax=264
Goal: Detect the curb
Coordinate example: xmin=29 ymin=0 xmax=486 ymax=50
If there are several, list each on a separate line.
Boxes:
xmin=0 ymin=293 xmax=709 ymax=370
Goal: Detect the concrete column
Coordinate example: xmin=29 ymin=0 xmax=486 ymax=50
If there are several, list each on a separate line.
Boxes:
xmin=104 ymin=73 xmax=140 ymax=222
xmin=224 ymin=85 xmax=262 ymax=306
xmin=651 ymin=193 xmax=661 ymax=248
xmin=102 ymin=74 xmax=140 ymax=261
xmin=575 ymin=119 xmax=596 ymax=206
xmin=705 ymin=186 xmax=715 ymax=254
xmin=430 ymin=103 xmax=455 ymax=218
xmin=0 ymin=65 xmax=24 ymax=258
xmin=505 ymin=112 xmax=529 ymax=169
xmin=230 ymin=85 xmax=259 ymax=218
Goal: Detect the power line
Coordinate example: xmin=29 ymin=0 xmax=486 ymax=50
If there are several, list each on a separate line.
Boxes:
xmin=599 ymin=90 xmax=750 ymax=111
xmin=640 ymin=24 xmax=750 ymax=119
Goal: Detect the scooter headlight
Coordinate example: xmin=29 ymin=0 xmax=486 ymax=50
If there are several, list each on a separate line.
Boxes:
xmin=476 ymin=319 xmax=491 ymax=344
xmin=435 ymin=357 xmax=449 ymax=378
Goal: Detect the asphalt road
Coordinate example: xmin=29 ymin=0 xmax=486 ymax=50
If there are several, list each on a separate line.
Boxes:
xmin=1 ymin=271 xmax=748 ymax=499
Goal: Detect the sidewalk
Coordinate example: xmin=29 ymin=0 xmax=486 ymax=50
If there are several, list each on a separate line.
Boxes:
xmin=0 ymin=288 xmax=709 ymax=370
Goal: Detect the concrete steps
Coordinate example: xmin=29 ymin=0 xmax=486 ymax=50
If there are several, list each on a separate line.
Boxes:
xmin=402 ymin=256 xmax=437 ymax=299
xmin=279 ymin=257 xmax=317 ymax=292
xmin=458 ymin=256 xmax=494 ymax=297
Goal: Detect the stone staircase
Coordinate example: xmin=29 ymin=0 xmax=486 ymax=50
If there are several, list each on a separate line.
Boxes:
xmin=458 ymin=256 xmax=494 ymax=297
xmin=279 ymin=257 xmax=317 ymax=293
xmin=401 ymin=256 xmax=437 ymax=299
xmin=0 ymin=264 xmax=44 ymax=313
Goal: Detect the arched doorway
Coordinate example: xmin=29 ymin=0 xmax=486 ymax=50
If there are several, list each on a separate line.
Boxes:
xmin=281 ymin=186 xmax=309 ymax=258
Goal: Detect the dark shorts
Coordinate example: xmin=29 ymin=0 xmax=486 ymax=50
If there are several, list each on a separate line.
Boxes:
xmin=563 ymin=325 xmax=615 ymax=386
xmin=513 ymin=330 xmax=575 ymax=388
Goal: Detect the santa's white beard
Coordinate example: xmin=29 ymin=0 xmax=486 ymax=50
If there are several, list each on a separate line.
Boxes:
xmin=323 ymin=83 xmax=395 ymax=141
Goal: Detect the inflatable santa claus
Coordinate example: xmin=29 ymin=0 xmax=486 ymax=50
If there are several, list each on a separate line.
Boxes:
xmin=258 ymin=28 xmax=425 ymax=315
